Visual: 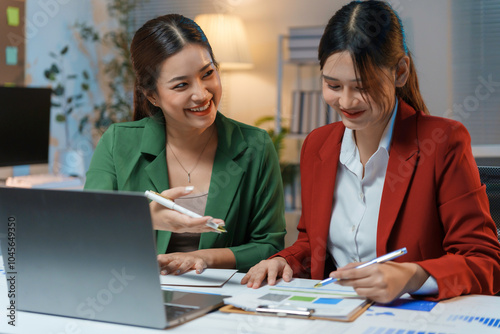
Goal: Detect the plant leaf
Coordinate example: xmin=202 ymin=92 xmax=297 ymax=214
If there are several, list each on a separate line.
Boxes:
xmin=60 ymin=46 xmax=69 ymax=55
xmin=53 ymin=85 xmax=64 ymax=96
xmin=50 ymin=64 xmax=60 ymax=74
xmin=55 ymin=114 xmax=66 ymax=122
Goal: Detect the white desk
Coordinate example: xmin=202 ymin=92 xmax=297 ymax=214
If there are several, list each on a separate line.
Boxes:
xmin=0 ymin=265 xmax=499 ymax=334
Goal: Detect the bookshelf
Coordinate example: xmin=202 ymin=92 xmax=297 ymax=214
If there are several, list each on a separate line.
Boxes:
xmin=275 ymin=27 xmax=339 ymax=222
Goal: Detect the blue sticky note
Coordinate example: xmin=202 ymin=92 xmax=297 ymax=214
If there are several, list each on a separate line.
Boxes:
xmin=6 ymin=46 xmax=18 ymax=65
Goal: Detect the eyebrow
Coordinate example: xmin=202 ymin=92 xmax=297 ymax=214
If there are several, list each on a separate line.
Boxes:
xmin=167 ymin=62 xmax=214 ymax=83
xmin=322 ymin=74 xmax=360 ymax=82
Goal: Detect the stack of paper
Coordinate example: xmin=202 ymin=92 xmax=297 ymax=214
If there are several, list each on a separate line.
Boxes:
xmin=223 ymin=279 xmax=371 ymax=321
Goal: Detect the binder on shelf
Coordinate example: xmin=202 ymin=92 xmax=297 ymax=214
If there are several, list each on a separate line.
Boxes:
xmin=290 ymin=91 xmax=302 ymax=134
xmin=300 ymin=91 xmax=311 ymax=134
xmin=291 ymin=90 xmax=329 ymax=135
xmin=309 ymin=91 xmax=319 ymax=131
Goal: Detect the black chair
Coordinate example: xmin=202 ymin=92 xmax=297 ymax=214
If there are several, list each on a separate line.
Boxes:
xmin=478 ymin=166 xmax=500 ymax=241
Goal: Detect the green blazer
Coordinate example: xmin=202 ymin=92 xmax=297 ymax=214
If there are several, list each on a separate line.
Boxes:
xmin=84 ymin=112 xmax=286 ymax=272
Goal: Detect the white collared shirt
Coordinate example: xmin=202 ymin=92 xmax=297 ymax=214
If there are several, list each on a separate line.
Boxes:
xmin=328 ymin=100 xmax=397 ymax=268
xmin=327 ymin=99 xmax=438 ymax=295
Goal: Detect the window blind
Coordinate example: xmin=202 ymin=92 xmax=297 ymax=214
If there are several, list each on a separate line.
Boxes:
xmin=451 ymin=0 xmax=500 ymax=145
xmin=130 ymin=0 xmax=220 ymax=33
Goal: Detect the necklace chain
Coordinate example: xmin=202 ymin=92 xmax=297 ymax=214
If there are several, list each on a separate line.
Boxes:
xmin=167 ymin=127 xmax=215 ymax=183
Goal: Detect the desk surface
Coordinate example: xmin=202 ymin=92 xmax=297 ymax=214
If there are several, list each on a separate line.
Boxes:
xmin=0 ymin=267 xmax=499 ymax=334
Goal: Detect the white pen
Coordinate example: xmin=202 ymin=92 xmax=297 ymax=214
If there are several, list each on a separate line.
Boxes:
xmin=314 ymin=247 xmax=408 ymax=288
xmin=144 ymin=190 xmax=226 ymax=233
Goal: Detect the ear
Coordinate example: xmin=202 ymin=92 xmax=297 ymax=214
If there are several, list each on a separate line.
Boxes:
xmin=395 ymin=56 xmax=410 ymax=87
xmin=143 ymin=89 xmax=158 ymax=106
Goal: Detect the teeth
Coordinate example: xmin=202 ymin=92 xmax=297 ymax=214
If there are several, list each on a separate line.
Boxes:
xmin=189 ymin=101 xmax=210 ymax=112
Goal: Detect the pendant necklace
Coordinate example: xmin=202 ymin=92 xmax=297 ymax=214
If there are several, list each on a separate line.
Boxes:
xmin=167 ymin=127 xmax=215 ymax=183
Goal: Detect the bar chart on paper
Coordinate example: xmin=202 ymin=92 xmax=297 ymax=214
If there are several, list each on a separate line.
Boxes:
xmin=446 ymin=314 xmax=500 ymax=328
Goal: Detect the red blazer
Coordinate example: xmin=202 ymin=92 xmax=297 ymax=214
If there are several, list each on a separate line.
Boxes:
xmin=275 ymin=99 xmax=500 ymax=300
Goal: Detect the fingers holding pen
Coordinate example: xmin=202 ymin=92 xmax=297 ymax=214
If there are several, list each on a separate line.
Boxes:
xmin=148 ymin=186 xmax=225 ymax=233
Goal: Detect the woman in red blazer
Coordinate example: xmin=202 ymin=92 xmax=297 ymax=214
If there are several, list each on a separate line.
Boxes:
xmin=242 ymin=0 xmax=500 ymax=303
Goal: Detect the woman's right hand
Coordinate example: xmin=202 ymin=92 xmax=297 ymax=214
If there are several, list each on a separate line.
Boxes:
xmin=240 ymin=257 xmax=293 ymax=289
xmin=149 ymin=186 xmax=224 ymax=233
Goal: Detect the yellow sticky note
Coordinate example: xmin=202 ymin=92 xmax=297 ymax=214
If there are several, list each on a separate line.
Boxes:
xmin=7 ymin=6 xmax=20 ymax=27
xmin=4 ymin=83 xmax=16 ymax=87
xmin=6 ymin=46 xmax=18 ymax=65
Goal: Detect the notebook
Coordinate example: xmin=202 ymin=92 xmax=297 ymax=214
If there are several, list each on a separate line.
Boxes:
xmin=0 ymin=187 xmax=225 ymax=329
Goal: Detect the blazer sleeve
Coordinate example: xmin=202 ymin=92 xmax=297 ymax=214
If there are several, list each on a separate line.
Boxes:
xmin=228 ymin=134 xmax=287 ymax=272
xmin=84 ymin=125 xmax=118 ymax=190
xmin=415 ymin=122 xmax=500 ymax=300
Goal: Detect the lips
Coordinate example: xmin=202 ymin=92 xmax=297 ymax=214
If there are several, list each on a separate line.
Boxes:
xmin=185 ymin=100 xmax=213 ymax=116
xmin=187 ymin=100 xmax=211 ymax=112
xmin=341 ymin=108 xmax=365 ymax=119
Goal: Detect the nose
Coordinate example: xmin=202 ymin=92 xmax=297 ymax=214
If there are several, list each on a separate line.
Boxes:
xmin=338 ymin=88 xmax=359 ymax=109
xmin=191 ymin=79 xmax=208 ymax=103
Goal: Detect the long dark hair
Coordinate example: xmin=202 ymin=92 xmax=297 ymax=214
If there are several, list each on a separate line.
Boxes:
xmin=130 ymin=14 xmax=219 ymax=121
xmin=319 ymin=0 xmax=428 ymax=114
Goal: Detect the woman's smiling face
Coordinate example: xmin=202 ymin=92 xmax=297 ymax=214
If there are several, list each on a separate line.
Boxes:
xmin=151 ymin=43 xmax=222 ymax=131
xmin=322 ymin=51 xmax=397 ymax=136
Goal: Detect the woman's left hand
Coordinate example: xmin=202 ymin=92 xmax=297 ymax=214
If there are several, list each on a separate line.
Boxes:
xmin=157 ymin=252 xmax=208 ymax=275
xmin=330 ymin=262 xmax=429 ymax=303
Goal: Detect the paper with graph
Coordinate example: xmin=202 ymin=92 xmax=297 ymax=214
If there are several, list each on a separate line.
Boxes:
xmin=223 ymin=279 xmax=370 ymax=320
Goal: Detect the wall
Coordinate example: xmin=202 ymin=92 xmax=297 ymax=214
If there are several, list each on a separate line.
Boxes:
xmin=13 ymin=0 xmax=454 ymax=177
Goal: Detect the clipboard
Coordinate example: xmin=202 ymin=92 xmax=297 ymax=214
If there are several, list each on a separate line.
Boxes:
xmin=220 ymin=299 xmax=373 ymax=322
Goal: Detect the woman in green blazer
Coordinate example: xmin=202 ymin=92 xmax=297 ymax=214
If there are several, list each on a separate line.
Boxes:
xmin=84 ymin=14 xmax=286 ymax=274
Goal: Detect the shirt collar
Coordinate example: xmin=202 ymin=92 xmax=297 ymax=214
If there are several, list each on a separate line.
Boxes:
xmin=339 ymin=98 xmax=398 ymax=165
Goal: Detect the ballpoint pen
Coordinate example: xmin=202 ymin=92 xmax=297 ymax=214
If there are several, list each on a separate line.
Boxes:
xmin=314 ymin=247 xmax=408 ymax=288
xmin=144 ymin=190 xmax=226 ymax=233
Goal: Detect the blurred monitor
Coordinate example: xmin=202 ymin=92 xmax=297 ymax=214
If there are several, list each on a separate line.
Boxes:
xmin=0 ymin=86 xmax=52 ymax=175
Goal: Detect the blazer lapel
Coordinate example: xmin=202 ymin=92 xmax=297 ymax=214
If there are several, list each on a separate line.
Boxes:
xmin=140 ymin=117 xmax=171 ymax=253
xmin=377 ymin=101 xmax=419 ymax=255
xmin=140 ymin=116 xmax=170 ymax=192
xmin=310 ymin=125 xmax=344 ymax=265
xmin=200 ymin=113 xmax=247 ymax=249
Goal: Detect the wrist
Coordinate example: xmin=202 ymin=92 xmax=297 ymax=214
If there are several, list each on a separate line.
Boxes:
xmin=274 ymin=256 xmax=288 ymax=266
xmin=405 ymin=263 xmax=430 ymax=293
xmin=192 ymin=249 xmax=236 ymax=269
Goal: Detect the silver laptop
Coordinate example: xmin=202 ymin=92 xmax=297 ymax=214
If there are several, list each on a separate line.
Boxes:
xmin=0 ymin=187 xmax=225 ymax=329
